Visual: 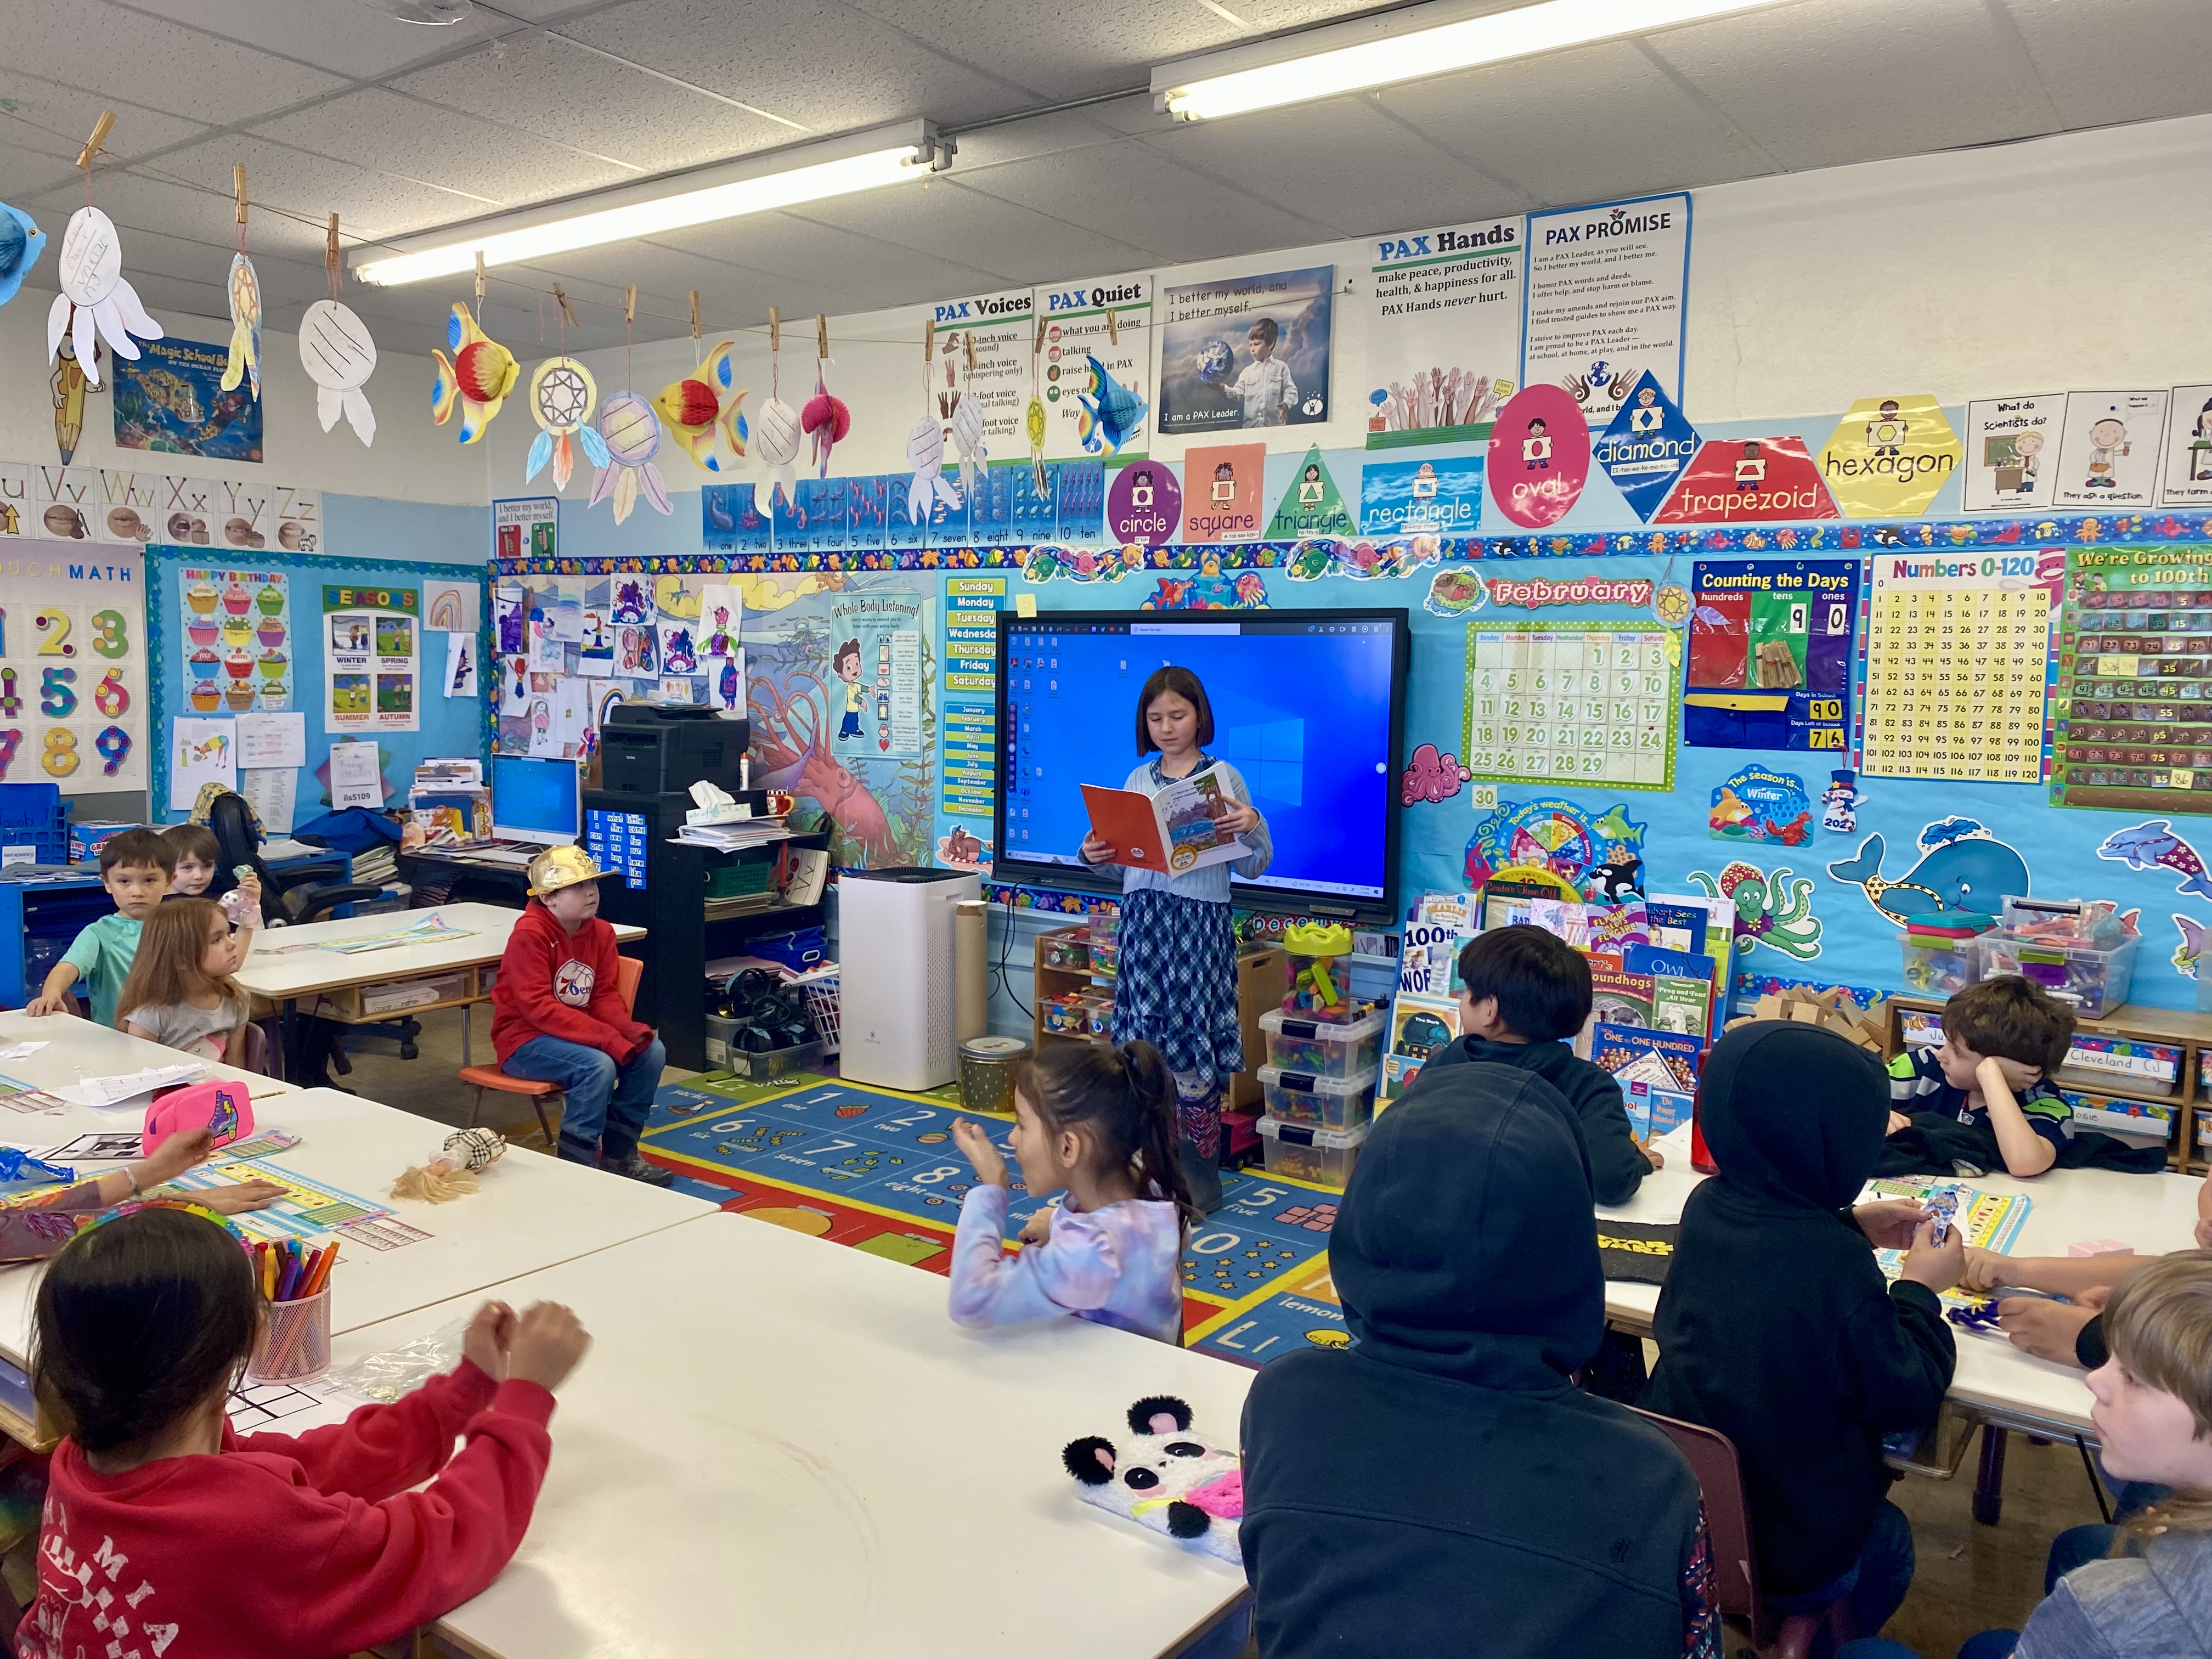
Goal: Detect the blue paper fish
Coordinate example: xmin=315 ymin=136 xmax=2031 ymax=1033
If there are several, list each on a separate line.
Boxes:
xmin=1076 ymin=354 xmax=1148 ymax=456
xmin=0 ymin=203 xmax=47 ymax=309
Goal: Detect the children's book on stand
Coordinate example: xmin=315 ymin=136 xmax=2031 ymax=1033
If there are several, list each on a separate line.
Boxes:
xmin=1591 ymin=1023 xmax=1702 ymax=1139
xmin=1080 ymin=768 xmax=1247 ymax=875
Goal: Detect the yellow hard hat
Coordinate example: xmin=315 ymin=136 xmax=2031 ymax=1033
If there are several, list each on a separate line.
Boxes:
xmin=526 ymin=844 xmax=617 ymax=898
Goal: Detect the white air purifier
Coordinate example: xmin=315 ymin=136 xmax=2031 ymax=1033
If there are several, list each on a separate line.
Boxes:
xmin=838 ymin=867 xmax=981 ymax=1090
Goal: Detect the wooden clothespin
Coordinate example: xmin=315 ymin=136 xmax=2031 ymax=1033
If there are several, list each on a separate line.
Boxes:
xmin=924 ymin=320 xmax=934 ymax=361
xmin=688 ymin=290 xmax=701 ymax=340
xmin=76 ymin=111 xmax=115 ymax=172
xmin=769 ymin=306 xmax=781 ymax=352
xmin=1106 ymin=308 xmax=1119 ymax=345
xmin=474 ymin=251 xmax=485 ymax=304
xmin=325 ymin=214 xmax=341 ymax=273
xmin=1033 ymin=317 xmax=1046 ymax=354
xmin=964 ymin=331 xmax=976 ymax=372
xmin=624 ymin=285 xmax=637 ymax=326
xmin=553 ymin=283 xmax=579 ymax=329
xmin=815 ymin=313 xmax=828 ymax=359
xmin=233 ymin=165 xmax=249 ymax=226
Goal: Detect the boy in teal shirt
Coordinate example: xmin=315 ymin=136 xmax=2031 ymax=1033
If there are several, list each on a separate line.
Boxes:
xmin=28 ymin=828 xmax=173 ymax=1026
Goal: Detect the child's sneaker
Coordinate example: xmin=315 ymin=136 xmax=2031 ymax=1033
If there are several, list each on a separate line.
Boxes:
xmin=605 ymin=1152 xmax=674 ymax=1188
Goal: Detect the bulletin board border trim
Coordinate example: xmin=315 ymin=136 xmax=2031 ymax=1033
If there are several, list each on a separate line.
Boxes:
xmin=496 ymin=510 xmax=2212 ymax=581
xmin=146 ymin=544 xmax=494 ymax=821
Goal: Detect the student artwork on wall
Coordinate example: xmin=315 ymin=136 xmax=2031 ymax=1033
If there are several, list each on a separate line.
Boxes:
xmin=1683 ymin=559 xmax=1857 ymax=752
xmin=1815 ymin=395 xmax=1960 ymax=518
xmin=112 ymin=337 xmax=261 ymax=462
xmin=1365 ymin=218 xmax=1520 ymax=449
xmin=1961 ymin=394 xmax=2062 ymax=514
xmin=1158 ymin=266 xmax=1333 ymax=435
xmin=2053 ymin=391 xmax=2169 ymax=509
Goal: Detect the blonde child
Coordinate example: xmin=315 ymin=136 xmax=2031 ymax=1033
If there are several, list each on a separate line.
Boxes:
xmin=116 ymin=898 xmax=251 ymax=1066
xmin=948 ymin=1040 xmax=1194 ymax=1346
xmin=163 ymin=822 xmax=262 ymax=946
xmin=27 ymin=828 xmax=171 ymax=1024
xmin=20 ymin=1205 xmax=587 ymax=1659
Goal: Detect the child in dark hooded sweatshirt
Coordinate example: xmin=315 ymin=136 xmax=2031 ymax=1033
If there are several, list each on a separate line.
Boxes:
xmin=1240 ymin=1057 xmax=1718 ymax=1659
xmin=1644 ymin=1021 xmax=1961 ymax=1641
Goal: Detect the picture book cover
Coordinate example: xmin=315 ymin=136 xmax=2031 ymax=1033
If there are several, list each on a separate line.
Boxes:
xmin=1380 ymin=991 xmax=1460 ymax=1107
xmin=1644 ymin=900 xmax=1707 ymax=954
xmin=1590 ymin=1022 xmax=1703 ymax=1094
xmin=1589 ymin=965 xmax=1655 ymax=1029
xmin=1651 ymin=974 xmax=1711 ymax=1039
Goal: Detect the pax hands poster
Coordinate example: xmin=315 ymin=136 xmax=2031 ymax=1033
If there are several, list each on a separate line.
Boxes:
xmin=1159 ymin=266 xmax=1333 ymax=435
xmin=113 ymin=338 xmax=262 ymax=462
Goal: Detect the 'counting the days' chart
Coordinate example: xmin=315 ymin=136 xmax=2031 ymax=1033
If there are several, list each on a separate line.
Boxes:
xmin=1464 ymin=622 xmax=1678 ymax=791
xmin=1860 ymin=554 xmax=2056 ymax=783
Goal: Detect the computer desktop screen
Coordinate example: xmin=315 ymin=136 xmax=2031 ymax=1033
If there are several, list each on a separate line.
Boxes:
xmin=991 ymin=611 xmax=1407 ymax=913
xmin=491 ymin=754 xmax=581 ymax=845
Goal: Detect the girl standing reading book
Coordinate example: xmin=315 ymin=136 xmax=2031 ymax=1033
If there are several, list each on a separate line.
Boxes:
xmin=1080 ymin=667 xmax=1271 ymax=1212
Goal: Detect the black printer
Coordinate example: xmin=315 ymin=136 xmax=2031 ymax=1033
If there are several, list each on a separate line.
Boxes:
xmin=598 ymin=703 xmax=749 ymax=794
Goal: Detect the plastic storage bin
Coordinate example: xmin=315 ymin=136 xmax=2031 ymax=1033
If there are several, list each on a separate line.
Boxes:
xmin=1256 ymin=1116 xmax=1369 ymax=1187
xmin=0 ymin=785 xmax=66 ymax=868
xmin=1039 ymin=928 xmax=1091 ymax=972
xmin=1979 ymin=934 xmax=2137 ymax=1017
xmin=1260 ymin=1008 xmax=1386 ymax=1080
xmin=722 ymin=1037 xmax=825 ymax=1080
xmin=1898 ymin=932 xmax=1980 ymax=996
xmin=1998 ymin=895 xmax=2125 ymax=947
xmin=1259 ymin=1064 xmax=1378 ymax=1132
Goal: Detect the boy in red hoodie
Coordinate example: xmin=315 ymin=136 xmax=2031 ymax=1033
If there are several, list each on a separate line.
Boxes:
xmin=489 ymin=845 xmax=673 ymax=1184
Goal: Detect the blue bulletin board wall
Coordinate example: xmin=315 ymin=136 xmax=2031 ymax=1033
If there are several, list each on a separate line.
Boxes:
xmin=146 ymin=546 xmax=492 ymax=822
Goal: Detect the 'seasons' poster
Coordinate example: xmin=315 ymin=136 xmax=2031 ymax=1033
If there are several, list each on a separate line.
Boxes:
xmin=1522 ymin=194 xmax=1690 ymax=430
xmin=1158 ymin=266 xmax=1333 ymax=436
xmin=1365 ymin=218 xmax=1521 ymax=449
xmin=926 ymin=287 xmax=1034 ymax=462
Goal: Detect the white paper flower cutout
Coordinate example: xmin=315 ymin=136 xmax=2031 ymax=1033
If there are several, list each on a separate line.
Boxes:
xmin=43 ymin=207 xmax=162 ymax=387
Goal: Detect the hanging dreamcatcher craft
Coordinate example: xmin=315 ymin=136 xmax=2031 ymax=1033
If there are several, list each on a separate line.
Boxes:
xmin=526 ymin=356 xmax=607 ymax=490
xmin=589 ymin=393 xmax=673 ymax=524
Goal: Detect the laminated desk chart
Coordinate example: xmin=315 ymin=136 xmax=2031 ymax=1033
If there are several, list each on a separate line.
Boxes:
xmin=1464 ymin=622 xmax=1678 ymax=791
xmin=1861 ymin=554 xmax=2057 ymax=782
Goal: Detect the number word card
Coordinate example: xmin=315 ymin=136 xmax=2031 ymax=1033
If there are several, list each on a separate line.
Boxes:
xmin=1862 ymin=554 xmax=2053 ymax=783
xmin=1464 ymin=622 xmax=1678 ymax=792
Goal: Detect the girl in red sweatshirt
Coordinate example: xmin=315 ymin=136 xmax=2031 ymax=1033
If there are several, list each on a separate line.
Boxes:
xmin=488 ymin=845 xmax=672 ymax=1184
xmin=19 ymin=1205 xmax=591 ymax=1659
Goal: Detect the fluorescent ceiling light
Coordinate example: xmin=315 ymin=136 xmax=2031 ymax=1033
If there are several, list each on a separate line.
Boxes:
xmin=356 ymin=122 xmax=947 ymax=286
xmin=1154 ymin=0 xmax=1793 ymax=121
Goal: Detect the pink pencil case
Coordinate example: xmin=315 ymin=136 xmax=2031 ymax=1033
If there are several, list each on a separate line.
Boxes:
xmin=142 ymin=1081 xmax=253 ymax=1157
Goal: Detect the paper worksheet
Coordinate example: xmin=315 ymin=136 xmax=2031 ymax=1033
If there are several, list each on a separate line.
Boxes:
xmin=240 ymin=767 xmax=297 ymax=833
xmin=236 ymin=711 xmax=307 ymax=770
xmin=329 ymin=740 xmax=383 ymax=810
xmin=58 ymin=1064 xmax=205 ymax=1108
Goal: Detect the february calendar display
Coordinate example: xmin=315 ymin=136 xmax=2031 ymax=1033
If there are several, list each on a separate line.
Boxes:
xmin=2052 ymin=547 xmax=2212 ymax=812
xmin=1861 ymin=554 xmax=2054 ymax=783
xmin=1464 ymin=622 xmax=1678 ymax=792
xmin=0 ymin=550 xmax=146 ymax=792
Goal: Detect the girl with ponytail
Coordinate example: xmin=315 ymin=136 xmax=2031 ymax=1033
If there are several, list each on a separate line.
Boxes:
xmin=948 ymin=1039 xmax=1194 ymax=1345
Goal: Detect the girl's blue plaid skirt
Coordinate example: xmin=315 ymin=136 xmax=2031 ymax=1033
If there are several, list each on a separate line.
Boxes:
xmin=1109 ymin=888 xmax=1242 ymax=1089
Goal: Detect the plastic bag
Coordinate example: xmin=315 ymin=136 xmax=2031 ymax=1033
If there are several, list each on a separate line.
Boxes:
xmin=322 ymin=1313 xmax=472 ymax=1404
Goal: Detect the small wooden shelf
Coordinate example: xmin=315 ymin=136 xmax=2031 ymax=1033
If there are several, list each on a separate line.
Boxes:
xmin=1887 ymin=994 xmax=2211 ymax=1172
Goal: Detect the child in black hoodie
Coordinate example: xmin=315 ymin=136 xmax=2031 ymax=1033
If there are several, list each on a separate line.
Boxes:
xmin=1643 ymin=1021 xmax=1961 ymax=1641
xmin=1423 ymin=924 xmax=1656 ymax=1204
xmin=1240 ymin=1060 xmax=1718 ymax=1659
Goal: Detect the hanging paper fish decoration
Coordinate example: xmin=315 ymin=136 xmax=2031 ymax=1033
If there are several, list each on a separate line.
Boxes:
xmin=221 ymin=252 xmax=262 ymax=398
xmin=430 ymin=302 xmax=518 ymax=443
xmin=652 ymin=340 xmax=749 ymax=475
xmin=526 ymin=356 xmax=608 ymax=490
xmin=297 ymin=299 xmax=377 ymax=446
xmin=0 ymin=203 xmax=47 ymax=309
xmin=46 ymin=207 xmax=162 ymax=386
xmin=589 ymin=393 xmax=673 ymax=525
xmin=906 ymin=415 xmax=963 ymax=524
xmin=1025 ymin=390 xmax=1048 ymax=494
xmin=1076 ymin=353 xmax=1147 ymax=456
xmin=800 ymin=361 xmax=850 ymax=479
xmin=950 ymin=394 xmax=986 ymax=497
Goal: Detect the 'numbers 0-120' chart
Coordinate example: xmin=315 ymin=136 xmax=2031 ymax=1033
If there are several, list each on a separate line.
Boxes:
xmin=1464 ymin=623 xmax=1678 ymax=792
xmin=1861 ymin=554 xmax=2055 ymax=783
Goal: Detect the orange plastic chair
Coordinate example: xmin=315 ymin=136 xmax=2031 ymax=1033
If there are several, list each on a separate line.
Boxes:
xmin=1627 ymin=1405 xmax=1854 ymax=1659
xmin=458 ymin=956 xmax=644 ymax=1148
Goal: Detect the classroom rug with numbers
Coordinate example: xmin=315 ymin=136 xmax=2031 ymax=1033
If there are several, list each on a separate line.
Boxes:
xmin=640 ymin=1074 xmax=1345 ymax=1364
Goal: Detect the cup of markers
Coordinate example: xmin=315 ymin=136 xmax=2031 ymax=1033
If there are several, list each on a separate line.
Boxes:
xmin=247 ymin=1239 xmax=337 ymax=1383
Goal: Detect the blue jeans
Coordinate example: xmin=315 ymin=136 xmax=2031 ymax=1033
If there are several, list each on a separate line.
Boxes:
xmin=2047 ymin=1477 xmax=2168 ymax=1590
xmin=1835 ymin=1636 xmax=2016 ymax=1659
xmin=1772 ymin=1500 xmax=1916 ymax=1646
xmin=504 ymin=1034 xmax=664 ymax=1160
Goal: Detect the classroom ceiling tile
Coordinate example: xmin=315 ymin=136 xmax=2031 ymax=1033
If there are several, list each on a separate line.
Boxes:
xmin=1144 ymin=97 xmax=1521 ymax=239
xmin=390 ymin=32 xmax=800 ymax=174
xmin=556 ymin=0 xmax=1019 ymax=133
xmin=647 ymin=213 xmax=1013 ymax=309
xmin=786 ymin=179 xmax=1154 ymax=287
xmin=1380 ymin=40 xmax=1774 ymax=209
xmin=111 ymin=0 xmax=527 ymax=80
xmin=1644 ymin=0 xmax=2058 ymax=172
xmin=2000 ymin=0 xmax=2212 ymax=129
xmin=953 ymin=140 xmax=1335 ymax=266
xmin=148 ymin=132 xmax=511 ymax=254
xmin=5 ymin=1 xmax=348 ymax=128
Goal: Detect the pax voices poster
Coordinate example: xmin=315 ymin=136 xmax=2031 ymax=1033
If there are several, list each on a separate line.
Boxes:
xmin=1158 ymin=266 xmax=1333 ymax=435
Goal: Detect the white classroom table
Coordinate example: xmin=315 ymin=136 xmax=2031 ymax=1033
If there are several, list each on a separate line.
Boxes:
xmin=1599 ymin=1124 xmax=2205 ymax=1438
xmin=317 ymin=1212 xmax=1250 ymax=1659
xmin=232 ymin=902 xmax=646 ymax=1068
xmin=0 ymin=1007 xmax=295 ymax=1120
xmin=0 ymin=1086 xmax=712 ymax=1442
